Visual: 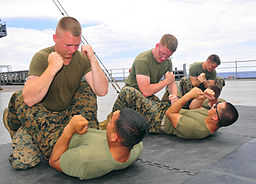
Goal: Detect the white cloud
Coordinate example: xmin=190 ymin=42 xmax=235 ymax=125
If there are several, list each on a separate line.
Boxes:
xmin=0 ymin=27 xmax=54 ymax=71
xmin=1 ymin=0 xmax=56 ymax=18
xmin=1 ymin=0 xmax=256 ymax=72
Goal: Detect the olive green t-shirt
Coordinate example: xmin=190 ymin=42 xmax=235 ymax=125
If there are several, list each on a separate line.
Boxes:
xmin=189 ymin=62 xmax=216 ymax=90
xmin=60 ymin=129 xmax=143 ymax=180
xmin=125 ymin=49 xmax=173 ymax=90
xmin=163 ymin=109 xmax=213 ymax=139
xmin=29 ymin=46 xmax=91 ymax=111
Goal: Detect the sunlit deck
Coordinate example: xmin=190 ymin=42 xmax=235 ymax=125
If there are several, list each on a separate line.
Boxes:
xmin=0 ymin=79 xmax=256 ymax=184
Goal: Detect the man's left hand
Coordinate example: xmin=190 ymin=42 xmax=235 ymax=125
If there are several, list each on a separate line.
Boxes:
xmin=169 ymin=94 xmax=178 ymax=104
xmin=203 ymin=88 xmax=215 ymax=100
xmin=81 ymin=45 xmax=96 ymax=61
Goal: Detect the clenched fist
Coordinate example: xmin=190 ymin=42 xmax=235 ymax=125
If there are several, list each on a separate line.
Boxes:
xmin=81 ymin=45 xmax=96 ymax=61
xmin=68 ymin=115 xmax=89 ymax=135
xmin=48 ymin=52 xmax=64 ymax=74
xmin=197 ymin=73 xmax=206 ymax=83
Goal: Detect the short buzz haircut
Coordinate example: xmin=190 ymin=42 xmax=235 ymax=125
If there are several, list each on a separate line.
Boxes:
xmin=160 ymin=34 xmax=178 ymax=52
xmin=218 ymin=102 xmax=239 ymax=128
xmin=56 ymin=16 xmax=81 ymax=37
xmin=115 ymin=108 xmax=148 ymax=150
xmin=207 ymin=54 xmax=221 ymax=65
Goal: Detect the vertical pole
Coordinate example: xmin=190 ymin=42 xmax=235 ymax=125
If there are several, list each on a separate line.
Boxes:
xmin=235 ymin=60 xmax=238 ymax=79
xmin=123 ymin=68 xmax=125 ymax=81
xmin=0 ymin=73 xmax=2 ymax=90
xmin=183 ymin=64 xmax=187 ymax=77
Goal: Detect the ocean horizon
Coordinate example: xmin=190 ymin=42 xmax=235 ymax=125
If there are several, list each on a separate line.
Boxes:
xmin=217 ymin=70 xmax=256 ymax=79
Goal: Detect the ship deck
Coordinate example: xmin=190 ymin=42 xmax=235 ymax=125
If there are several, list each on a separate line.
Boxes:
xmin=0 ymin=79 xmax=256 ymax=184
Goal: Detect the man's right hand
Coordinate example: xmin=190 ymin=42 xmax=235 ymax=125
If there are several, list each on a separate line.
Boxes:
xmin=67 ymin=115 xmax=89 ymax=135
xmin=188 ymin=87 xmax=204 ymax=99
xmin=197 ymin=73 xmax=206 ymax=83
xmin=48 ymin=52 xmax=64 ymax=74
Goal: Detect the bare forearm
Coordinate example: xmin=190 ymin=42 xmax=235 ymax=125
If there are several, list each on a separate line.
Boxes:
xmin=167 ymin=80 xmax=177 ymax=96
xmin=202 ymin=80 xmax=214 ymax=89
xmin=189 ymin=97 xmax=205 ymax=109
xmin=49 ymin=115 xmax=88 ymax=171
xmin=140 ymin=79 xmax=169 ymax=97
xmin=82 ymin=45 xmax=108 ymax=96
xmin=90 ymin=57 xmax=108 ymax=96
xmin=189 ymin=76 xmax=201 ymax=87
xmin=49 ymin=126 xmax=74 ymax=170
xmin=191 ymin=79 xmax=201 ymax=87
xmin=166 ymin=92 xmax=192 ymax=114
xmin=23 ymin=68 xmax=56 ymax=106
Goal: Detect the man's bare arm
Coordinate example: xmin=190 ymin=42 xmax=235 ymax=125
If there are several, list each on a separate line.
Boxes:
xmin=137 ymin=72 xmax=174 ymax=97
xmin=167 ymin=72 xmax=178 ymax=103
xmin=189 ymin=75 xmax=202 ymax=87
xmin=202 ymin=79 xmax=215 ymax=89
xmin=23 ymin=52 xmax=64 ymax=106
xmin=49 ymin=115 xmax=88 ymax=172
xmin=166 ymin=87 xmax=203 ymax=128
xmin=189 ymin=88 xmax=215 ymax=109
xmin=82 ymin=45 xmax=108 ymax=96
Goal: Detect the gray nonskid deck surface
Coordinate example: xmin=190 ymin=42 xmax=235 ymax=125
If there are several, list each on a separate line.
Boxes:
xmin=0 ymin=80 xmax=256 ymax=184
xmin=184 ymin=138 xmax=256 ymax=184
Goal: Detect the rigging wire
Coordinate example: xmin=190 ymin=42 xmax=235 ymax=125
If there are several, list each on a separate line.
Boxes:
xmin=52 ymin=0 xmax=121 ymax=93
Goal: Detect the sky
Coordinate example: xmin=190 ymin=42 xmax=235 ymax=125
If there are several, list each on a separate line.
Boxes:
xmin=0 ymin=0 xmax=256 ymax=72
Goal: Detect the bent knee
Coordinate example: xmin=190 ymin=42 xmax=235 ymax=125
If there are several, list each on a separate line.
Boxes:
xmin=9 ymin=153 xmax=40 ymax=169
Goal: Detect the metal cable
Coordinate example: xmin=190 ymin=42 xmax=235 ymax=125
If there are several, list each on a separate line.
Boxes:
xmin=53 ymin=0 xmax=121 ymax=93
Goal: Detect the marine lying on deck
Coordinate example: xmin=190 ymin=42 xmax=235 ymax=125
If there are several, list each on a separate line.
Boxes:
xmin=49 ymin=108 xmax=147 ymax=180
xmin=102 ymin=86 xmax=239 ymax=140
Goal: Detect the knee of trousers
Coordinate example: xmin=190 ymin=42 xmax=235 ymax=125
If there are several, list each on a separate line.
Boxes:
xmin=77 ymin=81 xmax=96 ymax=97
xmin=8 ymin=90 xmax=24 ymax=113
xmin=9 ymin=127 xmax=41 ymax=169
xmin=7 ymin=90 xmax=26 ymax=130
xmin=9 ymin=153 xmax=40 ymax=169
xmin=121 ymin=87 xmax=141 ymax=97
xmin=71 ymin=82 xmax=97 ymax=107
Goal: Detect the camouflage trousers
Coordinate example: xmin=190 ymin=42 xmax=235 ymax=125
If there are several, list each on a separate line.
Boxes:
xmin=7 ymin=81 xmax=98 ymax=169
xmin=178 ymin=76 xmax=225 ymax=97
xmin=176 ymin=76 xmax=226 ymax=109
xmin=112 ymin=87 xmax=171 ymax=133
